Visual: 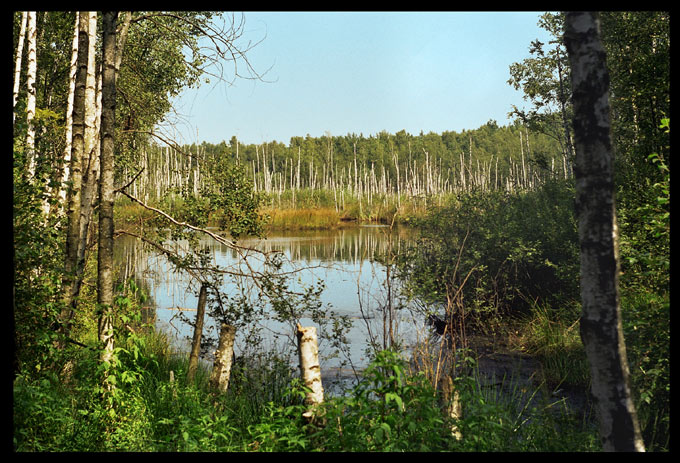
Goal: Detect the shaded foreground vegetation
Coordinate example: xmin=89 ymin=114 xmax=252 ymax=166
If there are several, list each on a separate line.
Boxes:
xmin=14 ymin=326 xmax=601 ymax=452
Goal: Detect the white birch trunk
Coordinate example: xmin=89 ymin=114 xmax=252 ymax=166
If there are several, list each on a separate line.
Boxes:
xmin=210 ymin=323 xmax=237 ymax=393
xmin=24 ymin=12 xmax=37 ymax=177
xmin=56 ymin=12 xmax=80 ymax=211
xmin=442 ymin=376 xmax=463 ymax=440
xmin=296 ymin=324 xmax=324 ymax=414
xmin=61 ymin=11 xmax=89 ymax=318
xmin=76 ymin=12 xmax=99 ymax=271
xmin=13 ymin=12 xmax=27 ymax=126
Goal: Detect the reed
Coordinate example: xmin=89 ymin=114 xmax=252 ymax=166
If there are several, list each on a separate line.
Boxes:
xmin=263 ymin=206 xmax=341 ymax=230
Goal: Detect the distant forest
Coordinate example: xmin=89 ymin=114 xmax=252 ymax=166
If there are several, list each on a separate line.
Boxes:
xmin=125 ymin=120 xmax=568 ymax=203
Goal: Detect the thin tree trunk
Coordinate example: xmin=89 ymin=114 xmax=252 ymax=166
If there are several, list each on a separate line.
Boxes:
xmin=210 ymin=323 xmax=237 ymax=393
xmin=187 ymin=284 xmax=208 ymax=384
xmin=98 ymin=11 xmax=118 ymax=373
xmin=564 ymin=11 xmax=644 ymax=452
xmin=75 ymin=12 xmax=99 ymax=297
xmin=24 ymin=11 xmax=37 ymax=177
xmin=13 ymin=11 xmax=28 ymax=127
xmin=61 ymin=11 xmax=90 ymax=326
xmin=442 ymin=375 xmax=463 ymax=440
xmin=556 ymin=46 xmax=575 ymax=178
xmin=55 ymin=12 xmax=80 ymax=213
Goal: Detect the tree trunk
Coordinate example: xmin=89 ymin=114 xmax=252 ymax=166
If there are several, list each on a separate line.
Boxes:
xmin=61 ymin=11 xmax=90 ymax=327
xmin=187 ymin=283 xmax=208 ymax=384
xmin=296 ymin=324 xmax=324 ymax=417
xmin=209 ymin=323 xmax=237 ymax=393
xmin=24 ymin=11 xmax=37 ymax=177
xmin=97 ymin=11 xmax=118 ymax=374
xmin=564 ymin=11 xmax=645 ymax=452
xmin=75 ymin=11 xmax=99 ymax=303
xmin=442 ymin=375 xmax=463 ymax=440
xmin=13 ymin=11 xmax=27 ymax=127
xmin=55 ymin=12 xmax=80 ymax=213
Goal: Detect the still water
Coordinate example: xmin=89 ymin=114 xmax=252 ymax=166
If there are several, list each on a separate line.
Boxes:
xmin=114 ymin=225 xmax=425 ymax=384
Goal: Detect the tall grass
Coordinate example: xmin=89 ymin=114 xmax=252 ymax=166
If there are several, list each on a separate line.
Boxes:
xmin=513 ymin=302 xmax=590 ymax=390
xmin=263 ymin=206 xmax=342 ymax=230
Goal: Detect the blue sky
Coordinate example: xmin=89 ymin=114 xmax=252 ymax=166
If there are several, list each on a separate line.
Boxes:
xmin=166 ymin=11 xmax=555 ymax=146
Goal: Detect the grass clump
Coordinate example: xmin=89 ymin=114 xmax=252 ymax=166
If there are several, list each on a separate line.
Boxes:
xmin=514 ymin=302 xmax=590 ymax=390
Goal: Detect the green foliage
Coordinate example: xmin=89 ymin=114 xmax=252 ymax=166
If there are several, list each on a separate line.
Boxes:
xmin=201 ymin=159 xmax=267 ymax=239
xmin=618 ymin=119 xmax=670 ymax=294
xmin=600 ymin=12 xmax=670 ymax=194
xmin=14 ymin=335 xmax=599 ymax=451
xmin=317 ymin=350 xmax=451 ymax=451
xmin=398 ymin=179 xmax=579 ymax=324
xmin=13 ymin=149 xmax=68 ymax=377
xmin=620 ymin=289 xmax=669 ymax=451
xmin=452 ymin=370 xmax=599 ymax=451
xmin=617 ymin=119 xmax=670 ymax=451
xmin=243 ymin=349 xmax=599 ymax=452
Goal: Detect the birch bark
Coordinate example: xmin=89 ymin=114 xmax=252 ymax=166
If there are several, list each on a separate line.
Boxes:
xmin=564 ymin=11 xmax=644 ymax=452
xmin=98 ymin=11 xmax=118 ymax=371
xmin=76 ymin=12 xmax=99 ymax=293
xmin=187 ymin=284 xmax=208 ymax=384
xmin=61 ymin=12 xmax=90 ymax=321
xmin=13 ymin=12 xmax=27 ymax=127
xmin=210 ymin=323 xmax=237 ymax=393
xmin=56 ymin=12 xmax=80 ymax=211
xmin=296 ymin=324 xmax=324 ymax=415
xmin=24 ymin=12 xmax=37 ymax=177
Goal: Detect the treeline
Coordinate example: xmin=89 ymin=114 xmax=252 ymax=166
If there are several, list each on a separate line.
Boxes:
xmin=127 ymin=121 xmax=567 ymax=206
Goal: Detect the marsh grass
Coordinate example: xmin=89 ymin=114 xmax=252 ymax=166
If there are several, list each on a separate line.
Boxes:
xmin=263 ymin=206 xmax=342 ymax=230
xmin=514 ymin=302 xmax=590 ymax=390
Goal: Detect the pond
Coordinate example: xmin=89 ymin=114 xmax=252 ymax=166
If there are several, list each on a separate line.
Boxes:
xmin=114 ymin=224 xmax=428 ymax=388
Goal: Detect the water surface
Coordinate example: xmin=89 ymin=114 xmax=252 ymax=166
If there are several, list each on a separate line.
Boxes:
xmin=115 ymin=225 xmax=424 ymax=383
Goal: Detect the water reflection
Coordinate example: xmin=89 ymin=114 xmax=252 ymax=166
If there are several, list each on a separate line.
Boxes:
xmin=197 ymin=225 xmax=413 ymax=264
xmin=114 ymin=225 xmax=421 ymax=383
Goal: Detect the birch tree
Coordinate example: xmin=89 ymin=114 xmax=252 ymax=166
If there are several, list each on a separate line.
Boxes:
xmin=209 ymin=323 xmax=237 ymax=393
xmin=563 ymin=11 xmax=644 ymax=452
xmin=61 ymin=12 xmax=90 ymax=325
xmin=54 ymin=12 xmax=80 ymax=211
xmin=24 ymin=12 xmax=37 ymax=177
xmin=13 ymin=12 xmax=27 ymax=128
xmin=76 ymin=11 xmax=99 ymax=299
xmin=98 ymin=10 xmax=118 ymax=371
xmin=187 ymin=283 xmax=208 ymax=384
xmin=297 ymin=324 xmax=324 ymax=419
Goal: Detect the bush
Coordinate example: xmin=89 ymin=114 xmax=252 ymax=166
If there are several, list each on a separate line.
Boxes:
xmin=398 ymin=180 xmax=580 ymax=324
xmin=617 ymin=123 xmax=670 ymax=451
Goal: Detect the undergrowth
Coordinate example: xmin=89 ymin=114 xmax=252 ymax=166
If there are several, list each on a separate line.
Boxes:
xmin=14 ymin=336 xmax=601 ymax=452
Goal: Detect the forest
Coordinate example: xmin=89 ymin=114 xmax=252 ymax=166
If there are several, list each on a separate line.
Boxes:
xmin=13 ymin=11 xmax=669 ymax=452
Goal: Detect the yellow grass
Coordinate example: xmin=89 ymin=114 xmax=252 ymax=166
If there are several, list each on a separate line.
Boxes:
xmin=262 ymin=207 xmax=342 ymax=230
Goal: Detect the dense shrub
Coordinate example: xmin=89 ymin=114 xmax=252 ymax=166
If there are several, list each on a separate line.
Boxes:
xmin=397 ymin=179 xmax=580 ymax=324
xmin=617 ymin=134 xmax=670 ymax=451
